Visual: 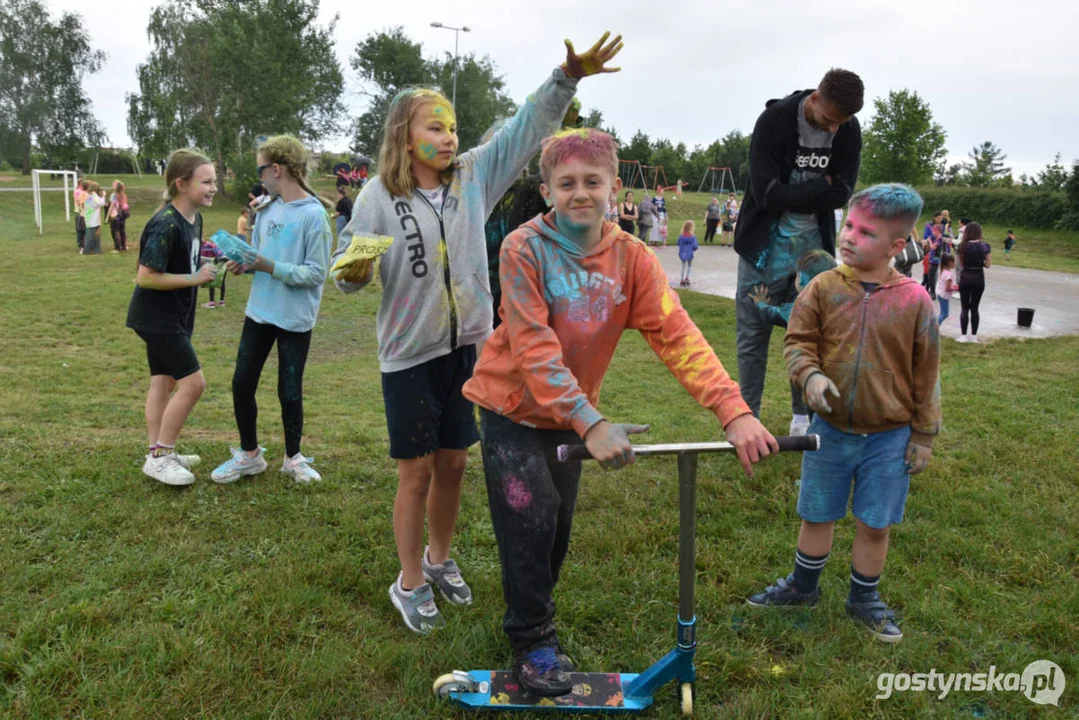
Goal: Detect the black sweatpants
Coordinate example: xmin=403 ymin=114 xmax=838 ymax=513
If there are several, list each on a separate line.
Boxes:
xmin=480 ymin=408 xmax=583 ymax=652
xmin=232 ymin=317 xmax=313 ymax=458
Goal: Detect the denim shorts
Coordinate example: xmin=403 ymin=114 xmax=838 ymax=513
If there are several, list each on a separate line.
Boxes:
xmin=797 ymin=416 xmax=912 ymax=529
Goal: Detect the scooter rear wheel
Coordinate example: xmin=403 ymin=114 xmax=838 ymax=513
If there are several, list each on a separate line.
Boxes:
xmin=433 ymin=671 xmax=479 ymax=697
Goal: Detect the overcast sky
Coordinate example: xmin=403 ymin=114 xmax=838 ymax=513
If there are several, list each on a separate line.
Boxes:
xmin=47 ymin=0 xmax=1077 ymax=178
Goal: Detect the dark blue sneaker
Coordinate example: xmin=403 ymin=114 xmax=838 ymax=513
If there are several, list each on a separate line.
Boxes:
xmin=513 ymin=645 xmax=572 ymax=697
xmin=746 ymin=573 xmax=821 ymax=607
xmin=846 ymin=592 xmax=903 ymax=642
xmin=553 ymin=637 xmax=576 ymax=672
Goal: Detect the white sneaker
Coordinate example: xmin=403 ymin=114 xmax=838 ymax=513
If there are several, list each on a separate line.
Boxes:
xmin=957 ymin=335 xmax=969 ymax=343
xmin=970 ymin=335 xmax=979 ymax=343
xmin=281 ymin=452 xmax=321 ymax=483
xmin=142 ymin=453 xmax=196 ymax=487
xmin=789 ymin=414 xmax=811 ymax=437
xmin=176 ymin=454 xmax=201 ymax=470
xmin=211 ymin=446 xmax=268 ymax=484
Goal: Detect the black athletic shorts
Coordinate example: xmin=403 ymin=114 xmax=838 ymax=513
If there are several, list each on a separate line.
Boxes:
xmin=381 ymin=345 xmax=480 ymax=459
xmin=136 ymin=331 xmax=201 ymax=380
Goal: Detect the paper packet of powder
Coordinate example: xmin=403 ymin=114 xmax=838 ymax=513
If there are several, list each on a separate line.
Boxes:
xmin=330 ymin=233 xmax=395 ymax=273
xmin=209 ymin=229 xmax=255 ymax=264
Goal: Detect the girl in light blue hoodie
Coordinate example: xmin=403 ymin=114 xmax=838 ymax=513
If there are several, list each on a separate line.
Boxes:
xmin=332 ymin=33 xmax=624 ymax=635
xmin=211 ymin=135 xmax=333 ymax=485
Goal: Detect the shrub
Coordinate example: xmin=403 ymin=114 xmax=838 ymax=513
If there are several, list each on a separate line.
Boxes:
xmin=915 ymin=186 xmax=1068 ymax=229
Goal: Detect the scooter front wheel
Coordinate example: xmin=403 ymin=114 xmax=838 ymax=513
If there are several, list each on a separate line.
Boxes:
xmin=681 ymin=682 xmax=693 ymax=716
xmin=433 ymin=671 xmax=479 ymax=697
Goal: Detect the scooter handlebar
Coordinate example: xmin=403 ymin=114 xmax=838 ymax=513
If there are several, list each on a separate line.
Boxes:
xmin=556 ymin=434 xmax=820 ymax=462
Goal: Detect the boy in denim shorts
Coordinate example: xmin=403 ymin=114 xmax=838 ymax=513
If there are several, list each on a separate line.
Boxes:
xmin=746 ymin=184 xmax=941 ymax=643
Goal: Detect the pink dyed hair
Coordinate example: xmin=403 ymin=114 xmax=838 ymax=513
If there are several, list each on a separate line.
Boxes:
xmin=539 ymin=128 xmax=619 ymax=184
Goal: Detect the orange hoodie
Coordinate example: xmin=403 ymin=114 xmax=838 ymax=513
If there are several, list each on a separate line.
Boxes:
xmin=462 ymin=215 xmax=751 ymax=437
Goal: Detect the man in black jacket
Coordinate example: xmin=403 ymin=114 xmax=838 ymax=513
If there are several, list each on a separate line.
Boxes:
xmin=734 ymin=68 xmax=864 ymax=435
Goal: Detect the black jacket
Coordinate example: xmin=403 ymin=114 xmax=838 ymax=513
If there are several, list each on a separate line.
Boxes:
xmin=734 ymin=89 xmax=861 ymax=265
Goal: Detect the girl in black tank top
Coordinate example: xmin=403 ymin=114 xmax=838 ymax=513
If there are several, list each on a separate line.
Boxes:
xmin=618 ymin=191 xmax=637 ymax=234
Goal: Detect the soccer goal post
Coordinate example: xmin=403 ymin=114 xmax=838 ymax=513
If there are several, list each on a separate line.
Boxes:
xmin=697 ymin=166 xmax=736 ymax=195
xmin=32 ymin=169 xmax=79 ymax=235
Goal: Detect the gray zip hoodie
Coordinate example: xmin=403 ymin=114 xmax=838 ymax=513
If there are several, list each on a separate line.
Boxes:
xmin=333 ymin=67 xmax=578 ymax=373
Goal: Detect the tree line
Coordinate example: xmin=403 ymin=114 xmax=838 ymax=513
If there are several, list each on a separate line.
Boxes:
xmin=1 ymin=0 xmax=1074 ymax=205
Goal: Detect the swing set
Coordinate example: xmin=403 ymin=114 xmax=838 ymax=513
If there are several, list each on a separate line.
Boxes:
xmin=697 ymin=166 xmax=737 ymax=194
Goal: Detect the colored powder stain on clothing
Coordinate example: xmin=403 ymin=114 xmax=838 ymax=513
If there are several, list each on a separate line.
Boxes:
xmin=504 ymin=476 xmax=532 ymax=511
xmin=660 ymin=287 xmax=674 ymax=318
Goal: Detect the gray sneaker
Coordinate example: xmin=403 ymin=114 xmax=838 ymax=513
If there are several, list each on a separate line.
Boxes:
xmin=389 ymin=576 xmax=445 ymax=635
xmin=422 ymin=547 xmax=473 ymax=606
xmin=746 ymin=573 xmax=821 ymax=607
xmin=846 ymin=592 xmax=903 ymax=643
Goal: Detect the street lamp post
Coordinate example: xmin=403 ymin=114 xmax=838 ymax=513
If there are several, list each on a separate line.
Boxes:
xmin=430 ymin=21 xmax=471 ymax=107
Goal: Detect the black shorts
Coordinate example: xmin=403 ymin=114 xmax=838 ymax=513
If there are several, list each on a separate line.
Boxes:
xmin=136 ymin=331 xmax=201 ymax=380
xmin=722 ymin=220 xmax=733 ymax=232
xmin=381 ymin=345 xmax=480 ymax=459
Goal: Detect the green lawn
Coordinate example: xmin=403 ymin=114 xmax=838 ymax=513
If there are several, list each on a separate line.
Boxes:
xmin=1 ymin=177 xmax=1077 ymax=718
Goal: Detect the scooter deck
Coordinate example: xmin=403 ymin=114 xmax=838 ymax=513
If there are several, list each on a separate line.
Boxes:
xmin=449 ymin=670 xmax=653 ymax=712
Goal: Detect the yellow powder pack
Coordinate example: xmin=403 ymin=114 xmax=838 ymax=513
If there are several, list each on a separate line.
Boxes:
xmin=330 ymin=233 xmax=395 ymax=273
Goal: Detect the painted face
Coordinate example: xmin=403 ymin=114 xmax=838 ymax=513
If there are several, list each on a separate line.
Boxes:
xmin=180 ymin=163 xmax=217 ymax=207
xmin=542 ymin=157 xmax=619 ymax=241
xmin=838 ymin=204 xmax=906 ymax=271
xmin=806 ymin=93 xmax=851 ymax=133
xmin=408 ymin=101 xmax=459 ymax=173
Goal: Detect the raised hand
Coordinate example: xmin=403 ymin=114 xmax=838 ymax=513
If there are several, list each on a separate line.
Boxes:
xmin=563 ymin=32 xmax=623 ymax=79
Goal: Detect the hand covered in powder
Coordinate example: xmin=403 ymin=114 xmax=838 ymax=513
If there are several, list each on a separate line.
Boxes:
xmin=335 ymin=258 xmax=373 ymax=285
xmin=905 ymin=442 xmax=932 ymax=475
xmin=562 ymin=32 xmax=623 ymax=79
xmin=748 ymin=284 xmax=771 ymax=306
xmin=804 ymin=372 xmax=840 ymax=415
xmin=584 ymin=421 xmax=650 ymax=470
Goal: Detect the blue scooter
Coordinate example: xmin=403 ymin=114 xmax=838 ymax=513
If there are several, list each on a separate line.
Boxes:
xmin=433 ymin=434 xmax=820 ymax=716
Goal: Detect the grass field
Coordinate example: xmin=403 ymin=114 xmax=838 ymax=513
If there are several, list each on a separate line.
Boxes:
xmin=1 ymin=176 xmax=1077 ymax=718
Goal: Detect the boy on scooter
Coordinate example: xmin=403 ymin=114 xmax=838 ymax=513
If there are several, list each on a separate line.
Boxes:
xmin=745 ymin=184 xmax=941 ymax=642
xmin=462 ymin=128 xmax=777 ymax=696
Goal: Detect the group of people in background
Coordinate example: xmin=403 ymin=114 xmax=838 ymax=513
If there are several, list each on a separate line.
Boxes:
xmin=704 ymin=192 xmax=738 ymax=245
xmin=918 ymin=210 xmax=997 ymax=342
xmin=334 ymin=162 xmax=369 ymax=190
xmin=72 ymin=179 xmax=129 ymax=254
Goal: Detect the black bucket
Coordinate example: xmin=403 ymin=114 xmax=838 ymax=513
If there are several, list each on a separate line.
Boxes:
xmin=1017 ymin=308 xmax=1035 ymax=328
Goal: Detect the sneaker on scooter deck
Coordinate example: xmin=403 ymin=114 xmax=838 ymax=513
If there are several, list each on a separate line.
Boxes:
xmin=513 ymin=645 xmax=572 ymax=697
